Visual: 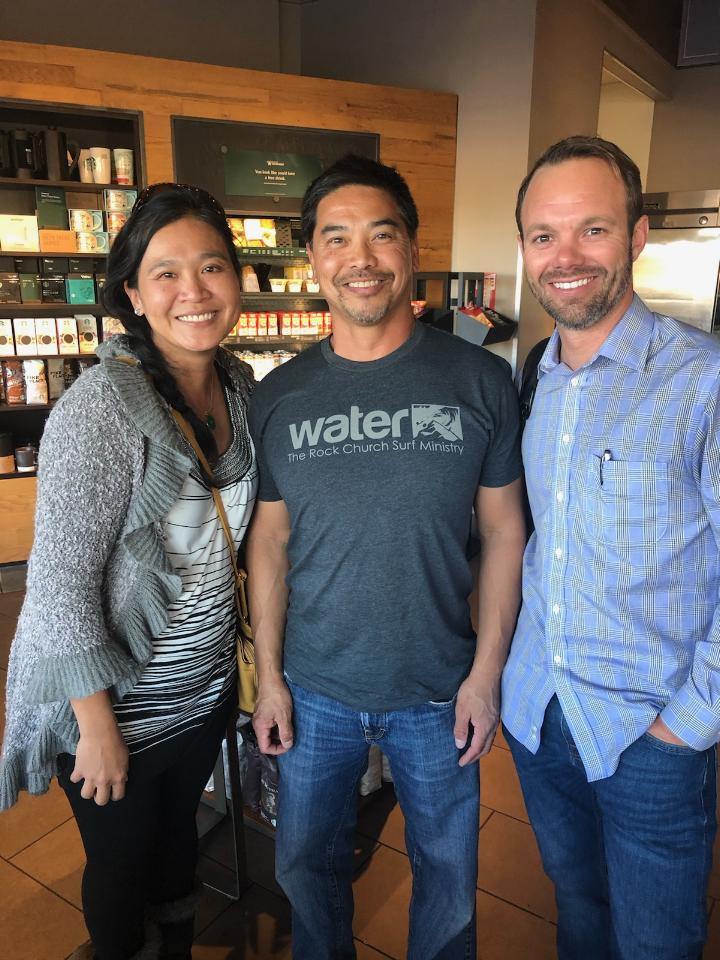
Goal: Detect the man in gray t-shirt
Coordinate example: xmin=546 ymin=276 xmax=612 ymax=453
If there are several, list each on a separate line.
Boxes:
xmin=247 ymin=155 xmax=525 ymax=960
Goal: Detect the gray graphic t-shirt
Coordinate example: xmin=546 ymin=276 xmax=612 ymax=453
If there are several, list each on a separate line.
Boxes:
xmin=249 ymin=322 xmax=521 ymax=710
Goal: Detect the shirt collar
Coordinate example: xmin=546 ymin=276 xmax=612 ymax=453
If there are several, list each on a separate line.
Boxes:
xmin=537 ymin=293 xmax=654 ymax=378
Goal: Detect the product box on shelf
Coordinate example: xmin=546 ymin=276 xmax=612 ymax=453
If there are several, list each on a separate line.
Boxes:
xmin=20 ymin=274 xmax=42 ymax=303
xmin=268 ymin=312 xmax=278 ymax=336
xmin=76 ymin=232 xmax=109 ymax=254
xmin=39 ymin=229 xmax=77 ymax=253
xmin=0 ymin=215 xmax=40 ymax=252
xmin=65 ymin=275 xmax=96 ymax=305
xmin=13 ymin=256 xmax=40 ymax=274
xmin=35 ymin=187 xmax=68 ymax=230
xmin=257 ymin=312 xmax=268 ymax=337
xmin=35 ymin=318 xmax=59 ymax=354
xmin=0 ymin=273 xmax=21 ymax=304
xmin=41 ymin=257 xmax=70 ymax=276
xmin=12 ymin=318 xmax=38 ymax=356
xmin=41 ymin=278 xmax=67 ymax=304
xmin=246 ymin=312 xmax=258 ymax=337
xmin=105 ymin=211 xmax=128 ymax=234
xmin=104 ymin=189 xmax=137 ymax=212
xmin=0 ymin=318 xmax=14 ymax=356
xmin=68 ymin=209 xmax=104 ymax=233
xmin=76 ymin=315 xmax=99 ymax=354
xmin=57 ymin=317 xmax=79 ymax=355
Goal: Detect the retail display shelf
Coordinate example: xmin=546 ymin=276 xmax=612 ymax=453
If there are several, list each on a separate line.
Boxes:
xmin=223 ymin=336 xmax=323 ymax=348
xmin=241 ymin=292 xmax=325 ymax=300
xmin=233 ymin=246 xmax=307 ymax=260
xmin=0 ymin=177 xmax=137 ymax=192
xmin=0 ymin=470 xmax=36 ymax=479
xmin=0 ymin=250 xmax=103 ymax=259
xmin=1 ymin=353 xmax=90 ymax=360
xmin=0 ymin=402 xmax=54 ymax=412
xmin=0 ymin=304 xmax=103 ymax=314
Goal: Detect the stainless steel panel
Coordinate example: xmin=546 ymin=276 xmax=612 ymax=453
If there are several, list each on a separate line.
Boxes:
xmin=643 ymin=190 xmax=720 ymax=213
xmin=647 ymin=211 xmax=719 ymax=229
xmin=634 ymin=228 xmax=720 ymax=333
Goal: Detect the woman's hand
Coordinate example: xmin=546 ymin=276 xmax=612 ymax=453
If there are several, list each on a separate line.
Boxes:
xmin=69 ymin=691 xmax=129 ymax=805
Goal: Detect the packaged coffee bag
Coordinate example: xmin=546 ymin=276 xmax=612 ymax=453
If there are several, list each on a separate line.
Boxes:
xmin=2 ymin=360 xmax=25 ymax=405
xmin=23 ymin=359 xmax=48 ymax=405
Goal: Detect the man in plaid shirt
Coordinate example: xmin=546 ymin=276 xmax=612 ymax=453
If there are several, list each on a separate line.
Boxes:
xmin=502 ymin=135 xmax=720 ymax=960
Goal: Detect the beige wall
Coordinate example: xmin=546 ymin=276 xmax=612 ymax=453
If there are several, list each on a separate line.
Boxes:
xmin=647 ymin=65 xmax=720 ymax=192
xmin=0 ymin=0 xmax=288 ymax=72
xmin=597 ymin=80 xmax=655 ymax=187
xmin=517 ymin=0 xmax=676 ymax=362
xmin=300 ymin=0 xmax=536 ymax=336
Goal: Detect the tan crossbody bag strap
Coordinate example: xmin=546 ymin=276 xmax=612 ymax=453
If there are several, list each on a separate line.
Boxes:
xmin=169 ymin=408 xmax=252 ymax=634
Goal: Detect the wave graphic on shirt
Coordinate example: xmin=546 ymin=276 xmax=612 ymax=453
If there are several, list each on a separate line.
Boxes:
xmin=411 ymin=405 xmax=463 ymax=442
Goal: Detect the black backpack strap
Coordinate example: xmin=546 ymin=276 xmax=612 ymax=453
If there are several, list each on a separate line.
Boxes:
xmin=519 ymin=337 xmax=550 ymax=426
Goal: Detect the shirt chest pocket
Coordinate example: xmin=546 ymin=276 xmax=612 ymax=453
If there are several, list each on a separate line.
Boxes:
xmin=582 ymin=458 xmax=670 ymax=550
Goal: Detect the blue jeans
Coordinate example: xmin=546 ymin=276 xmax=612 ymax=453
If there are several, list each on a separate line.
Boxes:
xmin=505 ymin=696 xmax=717 ymax=960
xmin=276 ymin=678 xmax=479 ymax=960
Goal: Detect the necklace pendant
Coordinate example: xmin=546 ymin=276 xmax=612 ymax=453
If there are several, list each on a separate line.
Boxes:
xmin=205 ymin=412 xmax=216 ymax=430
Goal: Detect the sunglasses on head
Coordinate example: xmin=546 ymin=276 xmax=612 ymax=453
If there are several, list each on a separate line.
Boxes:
xmin=131 ymin=182 xmax=226 ymax=217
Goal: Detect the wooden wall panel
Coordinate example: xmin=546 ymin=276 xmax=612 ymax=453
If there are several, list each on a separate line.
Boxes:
xmin=0 ymin=478 xmax=37 ymax=565
xmin=0 ymin=40 xmax=457 ymax=269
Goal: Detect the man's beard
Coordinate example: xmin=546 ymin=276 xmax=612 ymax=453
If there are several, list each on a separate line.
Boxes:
xmin=334 ymin=271 xmax=394 ymax=327
xmin=528 ymin=249 xmax=633 ymax=331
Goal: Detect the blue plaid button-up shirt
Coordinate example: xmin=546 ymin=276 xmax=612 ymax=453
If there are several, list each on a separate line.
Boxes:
xmin=502 ymin=295 xmax=720 ymax=781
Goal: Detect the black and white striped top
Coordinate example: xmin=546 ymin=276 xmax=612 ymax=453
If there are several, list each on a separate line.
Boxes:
xmin=115 ymin=386 xmax=257 ymax=753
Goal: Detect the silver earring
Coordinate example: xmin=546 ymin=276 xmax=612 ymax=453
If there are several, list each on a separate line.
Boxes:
xmin=134 ymin=308 xmax=143 ymax=316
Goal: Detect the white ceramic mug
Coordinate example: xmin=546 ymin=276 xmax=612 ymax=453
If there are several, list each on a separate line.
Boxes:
xmin=78 ymin=149 xmax=94 ymax=184
xmin=112 ymin=148 xmax=134 ymax=185
xmin=89 ymin=147 xmax=111 ymax=184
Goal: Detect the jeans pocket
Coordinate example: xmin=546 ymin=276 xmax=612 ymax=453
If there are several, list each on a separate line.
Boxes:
xmin=640 ymin=731 xmax=699 ymax=756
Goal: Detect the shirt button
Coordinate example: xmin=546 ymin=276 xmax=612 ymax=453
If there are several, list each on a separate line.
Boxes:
xmin=553 ymin=654 xmax=563 ymax=665
xmin=555 ymin=548 xmax=563 ymax=559
xmin=570 ymin=377 xmax=579 ymax=387
xmin=552 ymin=604 xmax=560 ymax=615
xmin=562 ymin=434 xmax=571 ymax=445
xmin=556 ymin=491 xmax=564 ymax=502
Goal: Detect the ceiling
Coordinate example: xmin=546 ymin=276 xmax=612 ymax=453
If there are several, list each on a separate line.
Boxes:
xmin=601 ymin=0 xmax=684 ymax=64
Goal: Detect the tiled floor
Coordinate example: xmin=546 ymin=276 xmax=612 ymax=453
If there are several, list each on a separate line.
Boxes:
xmin=0 ymin=589 xmax=718 ymax=959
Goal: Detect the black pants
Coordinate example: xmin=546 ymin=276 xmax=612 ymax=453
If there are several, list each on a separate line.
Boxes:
xmin=58 ymin=692 xmax=236 ymax=960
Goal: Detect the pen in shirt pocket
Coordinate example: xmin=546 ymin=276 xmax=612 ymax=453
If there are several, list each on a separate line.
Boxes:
xmin=599 ymin=449 xmax=612 ymax=486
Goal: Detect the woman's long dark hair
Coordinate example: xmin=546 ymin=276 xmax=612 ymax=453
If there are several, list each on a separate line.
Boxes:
xmin=102 ymin=184 xmax=241 ymax=464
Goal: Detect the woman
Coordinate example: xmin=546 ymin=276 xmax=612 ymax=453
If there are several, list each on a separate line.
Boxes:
xmin=0 ymin=183 xmax=256 ymax=960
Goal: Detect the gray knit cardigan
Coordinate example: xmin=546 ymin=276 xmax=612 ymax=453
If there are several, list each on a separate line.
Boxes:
xmin=0 ymin=337 xmax=253 ymax=809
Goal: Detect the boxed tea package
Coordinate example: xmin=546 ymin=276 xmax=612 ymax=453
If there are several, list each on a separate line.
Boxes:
xmin=76 ymin=232 xmax=109 ymax=254
xmin=76 ymin=315 xmax=99 ymax=354
xmin=41 ymin=277 xmax=67 ymax=303
xmin=12 ymin=318 xmax=38 ymax=356
xmin=0 ymin=317 xmax=15 ymax=356
xmin=20 ymin=274 xmax=42 ymax=303
xmin=23 ymin=358 xmax=48 ymax=404
xmin=65 ymin=275 xmax=96 ymax=305
xmin=34 ymin=317 xmax=59 ymax=354
xmin=0 ymin=273 xmax=21 ymax=303
xmin=41 ymin=257 xmax=70 ymax=276
xmin=46 ymin=358 xmax=65 ymax=400
xmin=57 ymin=316 xmax=79 ymax=355
xmin=0 ymin=215 xmax=40 ymax=252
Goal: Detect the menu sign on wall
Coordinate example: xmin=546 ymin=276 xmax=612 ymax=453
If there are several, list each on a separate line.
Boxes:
xmin=223 ymin=149 xmax=322 ymax=199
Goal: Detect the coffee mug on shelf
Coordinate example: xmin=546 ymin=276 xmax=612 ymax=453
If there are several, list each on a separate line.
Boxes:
xmin=112 ymin=148 xmax=134 ymax=185
xmin=78 ymin=149 xmax=94 ymax=184
xmin=89 ymin=146 xmax=111 ymax=184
